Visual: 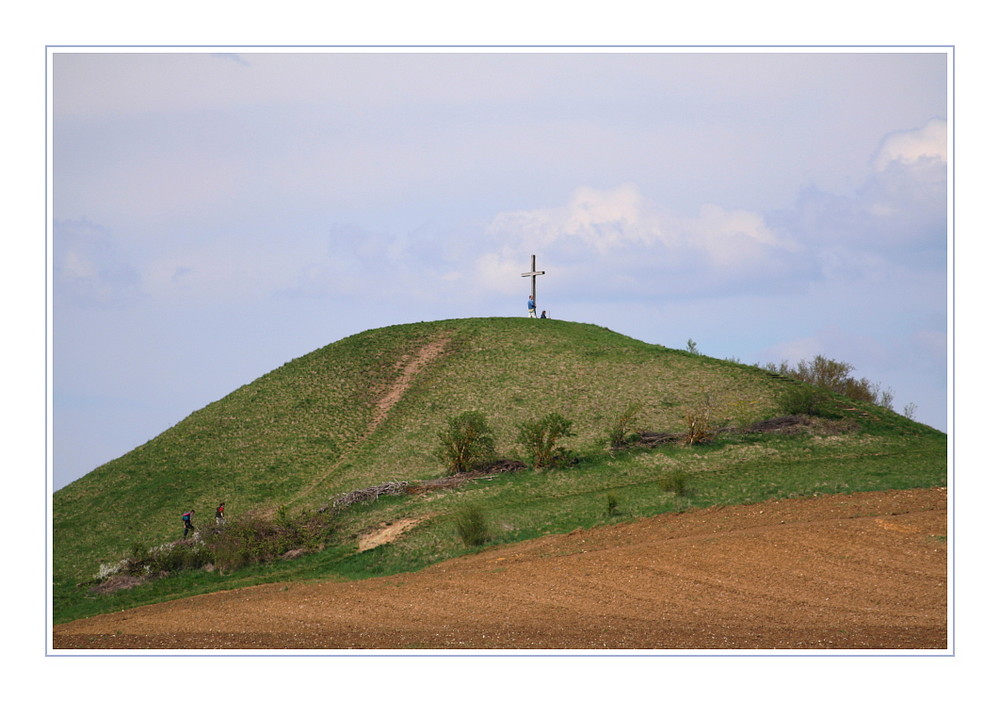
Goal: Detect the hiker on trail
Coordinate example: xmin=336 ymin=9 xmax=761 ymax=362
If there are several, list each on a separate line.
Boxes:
xmin=528 ymin=295 xmax=537 ymax=318
xmin=182 ymin=510 xmax=195 ymax=537
xmin=215 ymin=502 xmax=226 ymax=525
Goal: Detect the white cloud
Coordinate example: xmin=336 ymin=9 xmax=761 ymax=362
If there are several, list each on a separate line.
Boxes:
xmin=681 ymin=204 xmax=794 ymax=269
xmin=775 ymin=119 xmax=947 ymax=258
xmin=488 ymin=184 xmax=669 ymax=254
xmin=873 ymin=118 xmax=947 ymax=171
xmin=479 ymin=184 xmax=806 ymax=298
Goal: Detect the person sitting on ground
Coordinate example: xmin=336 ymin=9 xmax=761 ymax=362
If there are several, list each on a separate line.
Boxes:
xmin=540 ymin=310 xmax=548 ymax=319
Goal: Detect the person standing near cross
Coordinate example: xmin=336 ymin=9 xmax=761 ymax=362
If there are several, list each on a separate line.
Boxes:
xmin=522 ymin=254 xmax=545 ymax=318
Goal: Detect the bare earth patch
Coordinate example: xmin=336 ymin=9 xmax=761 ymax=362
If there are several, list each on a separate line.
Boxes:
xmin=357 ymin=517 xmax=428 ymax=552
xmin=53 ymin=488 xmax=947 ymax=651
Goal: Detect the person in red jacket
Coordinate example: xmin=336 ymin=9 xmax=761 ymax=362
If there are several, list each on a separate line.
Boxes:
xmin=215 ymin=502 xmax=226 ymax=525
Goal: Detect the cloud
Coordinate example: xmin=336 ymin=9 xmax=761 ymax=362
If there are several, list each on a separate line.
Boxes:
xmin=53 ymin=219 xmax=144 ymax=308
xmin=771 ymin=118 xmax=947 ymax=272
xmin=872 ymin=118 xmax=947 ymax=171
xmin=473 ymin=117 xmax=946 ymax=303
xmin=479 ymin=184 xmax=810 ymax=300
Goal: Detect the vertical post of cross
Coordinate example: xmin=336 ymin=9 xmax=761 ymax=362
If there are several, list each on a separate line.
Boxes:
xmin=521 ymin=254 xmax=545 ymax=317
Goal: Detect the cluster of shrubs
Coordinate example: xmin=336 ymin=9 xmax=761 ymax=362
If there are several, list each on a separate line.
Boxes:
xmin=200 ymin=509 xmax=334 ymax=572
xmin=96 ymin=508 xmax=337 ymax=585
xmin=763 ymin=355 xmax=896 ymax=413
xmin=437 ymin=395 xmax=738 ymax=481
xmin=436 ymin=410 xmax=578 ymax=474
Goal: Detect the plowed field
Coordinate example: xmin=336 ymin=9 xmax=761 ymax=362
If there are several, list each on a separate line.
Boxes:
xmin=53 ymin=488 xmax=948 ymax=650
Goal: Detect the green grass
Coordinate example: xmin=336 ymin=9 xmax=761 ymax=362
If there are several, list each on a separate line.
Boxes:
xmin=54 ymin=427 xmax=945 ymax=625
xmin=53 ymin=317 xmax=947 ymax=625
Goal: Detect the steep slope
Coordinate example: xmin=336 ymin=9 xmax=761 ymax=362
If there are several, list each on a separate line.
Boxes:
xmin=52 ymin=317 xmax=923 ymax=589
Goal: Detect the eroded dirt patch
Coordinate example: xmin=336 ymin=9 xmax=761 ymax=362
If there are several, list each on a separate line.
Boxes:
xmin=357 ymin=516 xmax=429 ymax=552
xmin=53 ymin=488 xmax=948 ymax=651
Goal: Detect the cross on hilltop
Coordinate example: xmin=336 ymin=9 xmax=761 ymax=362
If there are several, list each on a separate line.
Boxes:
xmin=522 ymin=254 xmax=545 ymax=318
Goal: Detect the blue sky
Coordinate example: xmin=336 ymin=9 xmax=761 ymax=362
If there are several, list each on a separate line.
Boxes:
xmin=50 ymin=48 xmax=949 ymax=490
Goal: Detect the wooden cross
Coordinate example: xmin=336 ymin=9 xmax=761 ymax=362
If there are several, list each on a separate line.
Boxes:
xmin=521 ymin=254 xmax=545 ymax=316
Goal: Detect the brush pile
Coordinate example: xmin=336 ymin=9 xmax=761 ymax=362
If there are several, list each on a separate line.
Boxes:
xmin=322 ymin=481 xmax=410 ymax=513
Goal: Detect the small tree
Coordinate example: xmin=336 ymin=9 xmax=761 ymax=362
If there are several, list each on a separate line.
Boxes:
xmin=435 ymin=411 xmax=497 ymax=475
xmin=517 ymin=412 xmax=575 ymax=471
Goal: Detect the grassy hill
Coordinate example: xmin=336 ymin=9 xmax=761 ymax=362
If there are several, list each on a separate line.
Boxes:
xmin=53 ymin=318 xmax=947 ymax=623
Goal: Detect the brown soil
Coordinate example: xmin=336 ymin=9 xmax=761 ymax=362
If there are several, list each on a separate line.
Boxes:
xmin=52 ymin=487 xmax=948 ymax=651
xmin=357 ymin=516 xmax=429 ymax=552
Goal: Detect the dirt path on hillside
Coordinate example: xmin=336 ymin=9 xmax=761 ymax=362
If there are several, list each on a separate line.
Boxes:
xmin=288 ymin=333 xmax=453 ymax=507
xmin=53 ymin=488 xmax=948 ymax=651
xmin=368 ymin=333 xmax=452 ymax=432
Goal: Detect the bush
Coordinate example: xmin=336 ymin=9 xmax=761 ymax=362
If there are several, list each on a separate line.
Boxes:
xmin=516 ymin=412 xmax=576 ymax=470
xmin=683 ymin=409 xmax=714 ymax=445
xmin=119 ymin=538 xmax=211 ymax=577
xmin=95 ymin=509 xmax=336 ymax=584
xmin=778 ymin=384 xmax=827 ymax=416
xmin=608 ymin=402 xmax=643 ymax=448
xmin=763 ymin=355 xmax=895 ymax=409
xmin=455 ymin=505 xmax=490 ymax=547
xmin=435 ymin=411 xmax=498 ymax=475
xmin=605 ymin=492 xmax=621 ymax=517
xmin=658 ymin=470 xmax=689 ymax=496
xmin=679 ymin=392 xmax=719 ymax=446
xmin=200 ymin=511 xmax=330 ymax=572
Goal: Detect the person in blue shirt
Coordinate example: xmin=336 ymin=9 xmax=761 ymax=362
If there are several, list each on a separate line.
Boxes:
xmin=182 ymin=510 xmax=196 ymax=537
xmin=528 ymin=295 xmax=537 ymax=318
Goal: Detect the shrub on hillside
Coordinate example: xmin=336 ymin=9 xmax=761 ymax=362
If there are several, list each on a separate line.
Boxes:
xmin=116 ymin=538 xmax=212 ymax=578
xmin=778 ymin=384 xmax=827 ymax=417
xmin=454 ymin=505 xmax=490 ymax=547
xmin=607 ymin=402 xmax=643 ymax=449
xmin=516 ymin=412 xmax=576 ymax=471
xmin=683 ymin=408 xmax=714 ymax=445
xmin=605 ymin=492 xmax=621 ymax=517
xmin=96 ymin=510 xmax=336 ymax=584
xmin=201 ymin=510 xmax=331 ymax=572
xmin=435 ymin=411 xmax=498 ymax=475
xmin=682 ymin=394 xmax=717 ymax=446
xmin=658 ymin=470 xmax=689 ymax=496
xmin=762 ymin=355 xmax=895 ymax=409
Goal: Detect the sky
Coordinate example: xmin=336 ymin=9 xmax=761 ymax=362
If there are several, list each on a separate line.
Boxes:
xmin=50 ymin=48 xmax=950 ymax=490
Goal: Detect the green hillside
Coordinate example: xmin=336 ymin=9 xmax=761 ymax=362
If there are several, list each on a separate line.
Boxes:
xmin=53 ymin=318 xmax=947 ymax=623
